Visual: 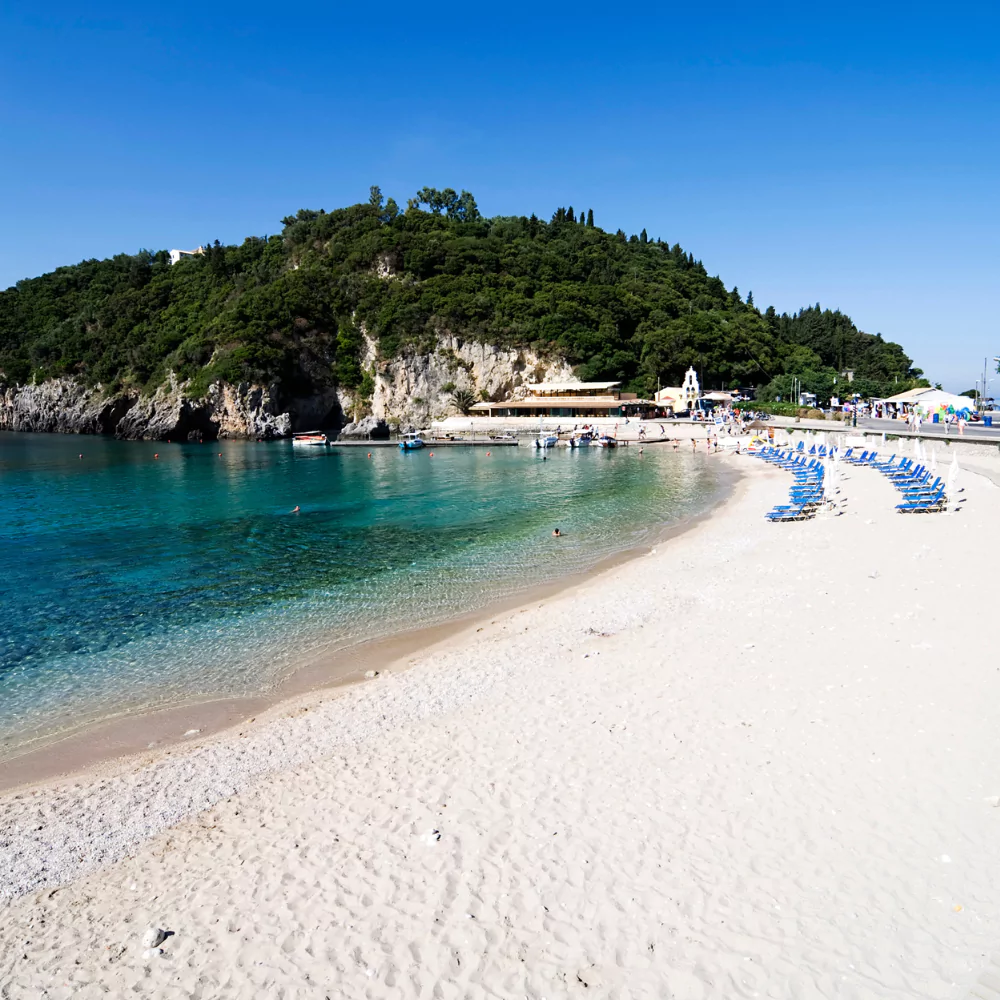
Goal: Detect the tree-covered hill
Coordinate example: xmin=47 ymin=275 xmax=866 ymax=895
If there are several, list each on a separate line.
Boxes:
xmin=0 ymin=187 xmax=925 ymax=403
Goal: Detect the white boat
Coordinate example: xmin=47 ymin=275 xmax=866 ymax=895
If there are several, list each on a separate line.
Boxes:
xmin=399 ymin=432 xmax=425 ymax=451
xmin=569 ymin=431 xmax=594 ymax=448
xmin=595 ymin=435 xmax=618 ymax=449
xmin=293 ymin=431 xmax=328 ymax=446
xmin=534 ymin=417 xmax=558 ymax=449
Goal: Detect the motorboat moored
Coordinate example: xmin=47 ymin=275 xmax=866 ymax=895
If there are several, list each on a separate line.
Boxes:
xmin=293 ymin=432 xmax=329 ymax=446
xmin=399 ymin=432 xmax=426 ymax=450
xmin=534 ymin=435 xmax=559 ymax=449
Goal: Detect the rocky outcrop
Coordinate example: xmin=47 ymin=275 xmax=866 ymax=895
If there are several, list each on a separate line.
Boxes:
xmin=337 ymin=415 xmax=390 ymax=440
xmin=0 ymin=333 xmax=577 ymax=439
xmin=0 ymin=376 xmax=295 ymax=441
xmin=114 ymin=376 xmax=290 ymax=441
xmin=340 ymin=332 xmax=576 ymax=429
xmin=0 ymin=379 xmax=132 ymax=435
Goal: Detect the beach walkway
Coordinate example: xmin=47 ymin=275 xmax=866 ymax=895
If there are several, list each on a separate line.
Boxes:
xmin=2 ymin=450 xmax=999 ymax=998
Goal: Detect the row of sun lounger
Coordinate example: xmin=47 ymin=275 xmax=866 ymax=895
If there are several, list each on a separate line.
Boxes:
xmin=775 ymin=443 xmax=959 ymax=514
xmin=868 ymin=455 xmax=954 ymax=513
xmin=752 ymin=448 xmax=832 ymax=522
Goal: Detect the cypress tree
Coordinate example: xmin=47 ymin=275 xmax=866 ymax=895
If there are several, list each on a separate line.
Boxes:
xmin=640 ymin=228 xmax=648 ymax=244
xmin=567 ymin=206 xmax=575 ymax=222
xmin=587 ymin=208 xmax=594 ymax=227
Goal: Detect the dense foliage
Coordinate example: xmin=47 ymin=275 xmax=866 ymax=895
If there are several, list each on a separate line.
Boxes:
xmin=0 ymin=187 xmax=926 ymax=401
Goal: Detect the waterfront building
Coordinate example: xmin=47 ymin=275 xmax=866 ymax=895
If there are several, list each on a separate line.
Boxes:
xmin=470 ymin=382 xmax=659 ymax=419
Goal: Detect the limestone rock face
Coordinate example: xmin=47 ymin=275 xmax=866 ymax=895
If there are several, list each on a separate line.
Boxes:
xmin=337 ymin=415 xmax=390 ymax=439
xmin=338 ymin=331 xmax=575 ymax=429
xmin=115 ymin=377 xmax=291 ymax=441
xmin=0 ymin=333 xmax=576 ymax=440
xmin=0 ymin=378 xmax=133 ymax=435
xmin=0 ymin=376 xmax=293 ymax=441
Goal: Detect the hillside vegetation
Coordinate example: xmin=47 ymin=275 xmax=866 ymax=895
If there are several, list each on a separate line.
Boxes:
xmin=0 ymin=187 xmax=926 ymax=402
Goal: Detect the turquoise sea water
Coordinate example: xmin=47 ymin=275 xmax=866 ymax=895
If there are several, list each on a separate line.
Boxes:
xmin=0 ymin=433 xmax=722 ymax=759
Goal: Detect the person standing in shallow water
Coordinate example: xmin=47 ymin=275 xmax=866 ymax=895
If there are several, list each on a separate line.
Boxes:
xmin=552 ymin=528 xmax=562 ymax=537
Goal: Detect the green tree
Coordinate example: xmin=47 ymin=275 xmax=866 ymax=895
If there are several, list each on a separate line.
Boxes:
xmin=0 ymin=188 xmax=926 ymax=411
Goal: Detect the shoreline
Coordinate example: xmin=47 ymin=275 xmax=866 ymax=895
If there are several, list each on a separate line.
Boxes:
xmin=4 ymin=450 xmax=1000 ymax=997
xmin=0 ymin=456 xmax=739 ymax=797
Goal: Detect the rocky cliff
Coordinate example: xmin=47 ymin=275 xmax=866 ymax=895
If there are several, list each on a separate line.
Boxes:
xmin=0 ymin=377 xmax=296 ymax=441
xmin=339 ymin=332 xmax=575 ymax=429
xmin=0 ymin=334 xmax=575 ymax=440
xmin=0 ymin=378 xmax=131 ymax=436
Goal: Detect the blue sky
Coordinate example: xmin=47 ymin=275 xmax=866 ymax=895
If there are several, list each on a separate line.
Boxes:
xmin=2 ymin=2 xmax=998 ymax=391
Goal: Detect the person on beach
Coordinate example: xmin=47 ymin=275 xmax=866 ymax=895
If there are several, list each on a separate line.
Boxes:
xmin=672 ymin=439 xmax=679 ymax=451
xmin=691 ymin=438 xmax=697 ymax=452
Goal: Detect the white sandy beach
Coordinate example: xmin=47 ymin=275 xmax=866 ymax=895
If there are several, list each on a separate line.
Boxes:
xmin=2 ymin=444 xmax=1000 ymax=999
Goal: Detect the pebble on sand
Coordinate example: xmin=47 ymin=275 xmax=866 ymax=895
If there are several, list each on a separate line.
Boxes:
xmin=141 ymin=927 xmax=166 ymax=948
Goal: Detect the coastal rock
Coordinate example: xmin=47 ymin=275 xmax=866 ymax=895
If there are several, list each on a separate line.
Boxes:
xmin=1 ymin=331 xmax=573 ymax=441
xmin=338 ymin=330 xmax=575 ymax=430
xmin=0 ymin=374 xmax=297 ymax=441
xmin=0 ymin=378 xmax=134 ymax=435
xmin=115 ymin=375 xmax=291 ymax=442
xmin=204 ymin=382 xmax=291 ymax=440
xmin=338 ymin=416 xmax=389 ymax=440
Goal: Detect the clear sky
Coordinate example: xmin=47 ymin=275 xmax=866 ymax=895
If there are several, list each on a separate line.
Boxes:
xmin=2 ymin=2 xmax=998 ymax=392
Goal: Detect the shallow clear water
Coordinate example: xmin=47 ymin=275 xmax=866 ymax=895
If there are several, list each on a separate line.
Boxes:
xmin=0 ymin=433 xmax=722 ymax=757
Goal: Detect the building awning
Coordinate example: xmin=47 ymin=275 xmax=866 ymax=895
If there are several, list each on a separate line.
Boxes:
xmin=877 ymin=388 xmax=971 ymax=408
xmin=527 ymin=381 xmax=621 ymax=392
xmin=471 ymin=397 xmax=656 ymax=411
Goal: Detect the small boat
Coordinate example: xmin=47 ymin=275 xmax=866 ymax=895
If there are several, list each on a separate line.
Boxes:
xmin=293 ymin=432 xmax=328 ymax=446
xmin=534 ymin=435 xmax=559 ymax=449
xmin=399 ymin=432 xmax=425 ymax=450
xmin=569 ymin=432 xmax=594 ymax=448
xmin=596 ymin=435 xmax=618 ymax=448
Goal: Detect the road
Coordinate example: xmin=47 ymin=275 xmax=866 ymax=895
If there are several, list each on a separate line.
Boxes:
xmin=857 ymin=416 xmax=1000 ymax=440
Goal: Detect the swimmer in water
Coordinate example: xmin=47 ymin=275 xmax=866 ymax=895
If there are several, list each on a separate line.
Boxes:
xmin=291 ymin=505 xmax=300 ymax=513
xmin=552 ymin=528 xmax=562 ymax=537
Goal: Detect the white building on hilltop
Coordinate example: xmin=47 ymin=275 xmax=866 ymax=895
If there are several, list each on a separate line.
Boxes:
xmin=168 ymin=246 xmax=205 ymax=265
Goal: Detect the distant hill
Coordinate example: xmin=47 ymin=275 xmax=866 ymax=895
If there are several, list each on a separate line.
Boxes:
xmin=0 ymin=186 xmax=926 ymax=405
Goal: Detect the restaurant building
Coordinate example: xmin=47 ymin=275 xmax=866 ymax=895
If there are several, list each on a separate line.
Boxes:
xmin=470 ymin=382 xmax=659 ymax=419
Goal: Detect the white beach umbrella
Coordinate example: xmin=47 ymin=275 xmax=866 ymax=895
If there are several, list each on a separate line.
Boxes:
xmin=946 ymin=453 xmax=961 ymax=498
xmin=914 ymin=438 xmax=923 ymax=463
xmin=929 ymin=445 xmax=938 ymax=478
